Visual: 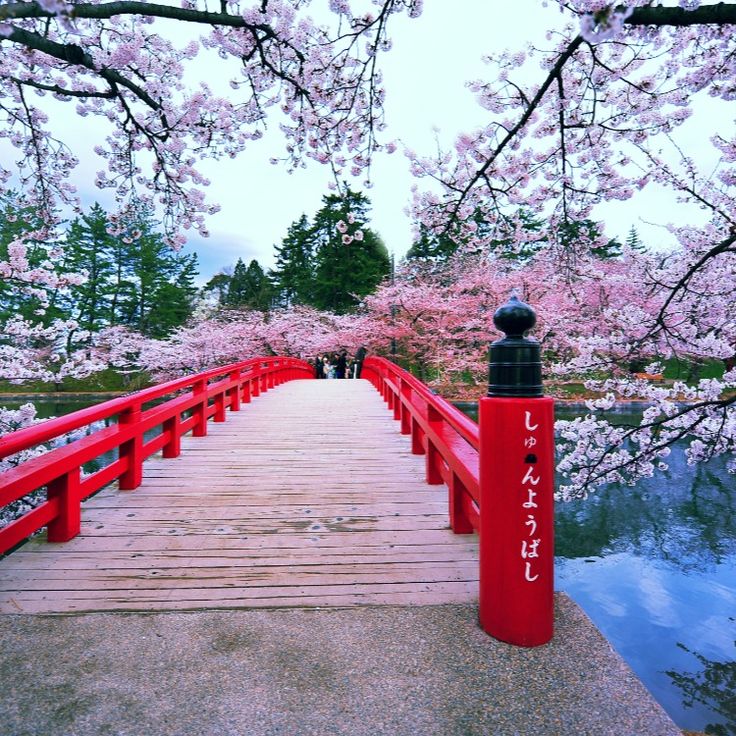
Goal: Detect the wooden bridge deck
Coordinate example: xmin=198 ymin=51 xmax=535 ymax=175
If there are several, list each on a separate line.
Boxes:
xmin=0 ymin=380 xmax=479 ymax=614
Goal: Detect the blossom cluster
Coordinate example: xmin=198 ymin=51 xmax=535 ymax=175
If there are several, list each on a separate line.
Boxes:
xmin=336 ymin=213 xmax=365 ymax=245
xmin=0 ymin=1 xmax=420 ymax=243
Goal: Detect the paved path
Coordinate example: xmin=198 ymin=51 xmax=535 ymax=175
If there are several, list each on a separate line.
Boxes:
xmin=0 ymin=598 xmax=681 ymax=736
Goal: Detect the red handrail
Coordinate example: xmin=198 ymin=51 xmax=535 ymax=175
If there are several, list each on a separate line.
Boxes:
xmin=0 ymin=356 xmax=313 ymax=554
xmin=363 ymin=355 xmax=556 ymax=648
xmin=362 ymin=356 xmax=481 ymax=534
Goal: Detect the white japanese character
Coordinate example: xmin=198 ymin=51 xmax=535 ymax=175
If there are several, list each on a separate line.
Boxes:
xmin=523 ymin=489 xmax=538 ymax=509
xmin=521 ymin=539 xmax=540 ymax=559
xmin=524 ymin=411 xmax=539 ymax=431
xmin=521 ymin=466 xmax=540 ymax=485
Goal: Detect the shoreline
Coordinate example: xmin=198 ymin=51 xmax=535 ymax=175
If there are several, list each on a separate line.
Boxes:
xmin=0 ymin=391 xmax=689 ymax=414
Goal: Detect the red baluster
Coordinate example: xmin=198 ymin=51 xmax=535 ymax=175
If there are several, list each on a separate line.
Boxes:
xmin=193 ymin=379 xmax=208 ymax=437
xmin=119 ymin=403 xmax=143 ymax=490
xmin=400 ymin=383 xmax=412 ymax=435
xmin=230 ymin=369 xmax=241 ymax=412
xmin=162 ymin=414 xmax=181 ymax=458
xmin=393 ymin=378 xmax=402 ymax=421
xmin=411 ymin=417 xmax=424 ymax=455
xmin=425 ymin=405 xmax=443 ymax=485
xmin=214 ymin=389 xmax=226 ymax=422
xmin=448 ymin=473 xmax=473 ymax=534
xmin=46 ymin=468 xmax=81 ymax=542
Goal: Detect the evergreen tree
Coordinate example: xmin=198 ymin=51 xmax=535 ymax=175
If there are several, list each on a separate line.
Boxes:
xmin=145 ymin=253 xmax=199 ymax=337
xmin=62 ymin=203 xmax=117 ymax=335
xmin=558 ymin=219 xmax=622 ymax=259
xmin=492 ymin=209 xmax=547 ymax=262
xmin=73 ymin=200 xmax=201 ymax=337
xmin=0 ymin=192 xmax=58 ymax=323
xmin=625 ymin=225 xmax=647 ymax=252
xmin=271 ymin=214 xmax=314 ymax=306
xmin=406 ymin=223 xmax=460 ymax=261
xmin=225 ymin=258 xmax=274 ymax=311
xmin=118 ymin=207 xmax=199 ymax=336
xmin=407 ymin=208 xmax=546 ymax=264
xmin=311 ymin=189 xmax=390 ymax=313
xmin=203 ymin=272 xmax=232 ymax=305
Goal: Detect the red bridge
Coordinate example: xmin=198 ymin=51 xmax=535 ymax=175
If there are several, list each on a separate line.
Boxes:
xmin=0 ymin=352 xmax=554 ymax=647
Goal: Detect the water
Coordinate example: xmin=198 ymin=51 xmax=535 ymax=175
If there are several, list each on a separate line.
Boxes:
xmin=4 ymin=396 xmax=735 ymax=733
xmin=1 ymin=395 xmax=164 ymax=474
xmin=1 ymin=396 xmax=105 ymax=420
xmin=460 ymin=401 xmax=736 ymax=736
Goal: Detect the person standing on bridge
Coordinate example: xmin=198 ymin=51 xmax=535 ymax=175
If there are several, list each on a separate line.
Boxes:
xmin=354 ymin=346 xmax=367 ymax=378
xmin=324 ymin=355 xmax=335 ymax=379
xmin=336 ymin=351 xmax=348 ymax=379
xmin=315 ymin=355 xmax=325 ymax=379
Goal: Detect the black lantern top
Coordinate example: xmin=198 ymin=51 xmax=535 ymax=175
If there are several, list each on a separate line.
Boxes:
xmin=488 ymin=294 xmax=543 ymax=398
xmin=493 ymin=294 xmax=537 ymax=338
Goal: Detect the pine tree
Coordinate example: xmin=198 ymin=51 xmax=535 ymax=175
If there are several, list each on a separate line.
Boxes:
xmin=202 ymin=272 xmax=232 ymax=305
xmin=62 ymin=203 xmax=117 ymax=335
xmin=109 ymin=201 xmax=200 ymax=336
xmin=558 ymin=219 xmax=622 ymax=259
xmin=406 ymin=223 xmax=459 ymax=261
xmin=145 ymin=253 xmax=200 ymax=337
xmin=225 ymin=258 xmax=274 ymax=311
xmin=625 ymin=225 xmax=647 ymax=252
xmin=0 ymin=192 xmax=57 ymax=323
xmin=311 ymin=188 xmax=390 ymax=313
xmin=492 ymin=209 xmax=547 ymax=262
xmin=271 ymin=214 xmax=315 ymax=306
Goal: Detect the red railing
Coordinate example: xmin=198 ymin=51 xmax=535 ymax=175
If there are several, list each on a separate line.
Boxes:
xmin=363 ymin=355 xmax=555 ymax=648
xmin=0 ymin=356 xmax=313 ymax=555
xmin=362 ymin=357 xmax=481 ymax=535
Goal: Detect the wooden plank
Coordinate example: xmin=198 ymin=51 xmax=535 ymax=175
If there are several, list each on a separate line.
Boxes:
xmin=1 ymin=587 xmax=476 ymax=614
xmin=0 ymin=561 xmax=479 ymax=591
xmin=2 ymin=547 xmax=479 ymax=571
xmin=80 ymin=502 xmax=449 ymax=519
xmin=0 ymin=380 xmax=479 ymax=613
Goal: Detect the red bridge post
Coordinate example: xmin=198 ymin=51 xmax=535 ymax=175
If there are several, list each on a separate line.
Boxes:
xmin=119 ymin=402 xmax=143 ymax=490
xmin=479 ymin=295 xmax=555 ymax=647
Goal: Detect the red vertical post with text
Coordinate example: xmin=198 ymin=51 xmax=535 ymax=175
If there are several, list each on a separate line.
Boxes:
xmin=478 ymin=295 xmax=554 ymax=647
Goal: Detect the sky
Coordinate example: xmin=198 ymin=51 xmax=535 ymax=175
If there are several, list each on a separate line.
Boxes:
xmin=176 ymin=0 xmax=564 ymax=280
xmin=3 ymin=0 xmax=719 ymax=284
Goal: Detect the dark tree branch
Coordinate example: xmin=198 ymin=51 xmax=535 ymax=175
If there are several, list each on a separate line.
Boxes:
xmin=627 ymin=3 xmax=736 ymax=28
xmin=1 ymin=1 xmax=271 ymax=30
xmin=4 ymin=75 xmax=117 ymax=99
xmin=445 ymin=36 xmax=584 ymax=227
xmin=655 ymin=232 xmax=736 ymax=330
xmin=5 ymin=25 xmax=165 ymax=117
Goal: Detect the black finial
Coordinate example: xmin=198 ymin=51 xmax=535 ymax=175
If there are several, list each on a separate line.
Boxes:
xmin=493 ymin=294 xmax=537 ymax=338
xmin=488 ymin=293 xmax=543 ymax=398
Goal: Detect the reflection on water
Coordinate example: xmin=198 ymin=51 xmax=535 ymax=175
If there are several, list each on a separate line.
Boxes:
xmin=1 ymin=398 xmax=105 ymax=420
xmin=0 ymin=397 xmax=165 ymax=475
xmin=459 ymin=401 xmax=736 ymax=736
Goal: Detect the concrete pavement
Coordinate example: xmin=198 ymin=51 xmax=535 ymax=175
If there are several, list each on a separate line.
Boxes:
xmin=0 ymin=594 xmax=681 ymax=736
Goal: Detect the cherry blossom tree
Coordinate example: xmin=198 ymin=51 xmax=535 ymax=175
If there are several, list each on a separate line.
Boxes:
xmin=0 ymin=0 xmax=420 ymax=242
xmin=403 ymin=1 xmax=736 ymax=495
xmin=1 ymin=0 xmax=734 ymax=500
xmin=134 ymin=305 xmax=368 ymax=380
xmin=0 ymin=229 xmax=109 ymax=384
